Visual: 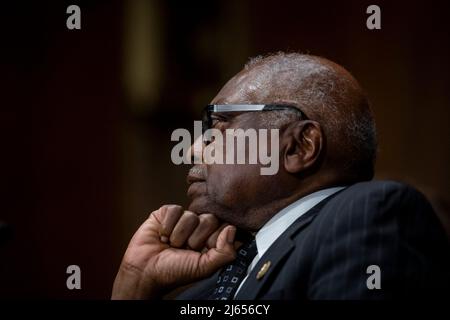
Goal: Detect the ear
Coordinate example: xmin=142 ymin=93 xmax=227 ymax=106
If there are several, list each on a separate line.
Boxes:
xmin=281 ymin=120 xmax=323 ymax=174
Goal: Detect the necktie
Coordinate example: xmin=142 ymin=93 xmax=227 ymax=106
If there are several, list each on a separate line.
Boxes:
xmin=208 ymin=238 xmax=257 ymax=300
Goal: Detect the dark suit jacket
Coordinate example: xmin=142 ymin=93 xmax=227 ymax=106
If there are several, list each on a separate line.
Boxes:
xmin=176 ymin=180 xmax=450 ymax=299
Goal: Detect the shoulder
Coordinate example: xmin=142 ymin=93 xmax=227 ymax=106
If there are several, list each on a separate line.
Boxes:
xmin=335 ymin=180 xmax=425 ymax=203
xmin=323 ymin=180 xmax=432 ymax=217
xmin=301 ymin=180 xmax=450 ymax=298
xmin=308 ymin=180 xmax=446 ymax=241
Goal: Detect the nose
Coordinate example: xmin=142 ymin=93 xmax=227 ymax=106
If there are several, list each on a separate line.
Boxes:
xmin=188 ymin=134 xmax=205 ymax=164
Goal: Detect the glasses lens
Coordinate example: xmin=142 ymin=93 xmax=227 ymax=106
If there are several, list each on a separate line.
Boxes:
xmin=202 ymin=109 xmax=212 ymax=142
xmin=202 ymin=110 xmax=209 ymax=134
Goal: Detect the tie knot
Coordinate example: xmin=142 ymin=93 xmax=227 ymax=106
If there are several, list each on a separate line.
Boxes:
xmin=237 ymin=238 xmax=257 ymax=263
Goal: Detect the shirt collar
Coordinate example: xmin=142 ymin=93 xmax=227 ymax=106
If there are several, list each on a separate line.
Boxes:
xmin=255 ymin=186 xmax=346 ymax=257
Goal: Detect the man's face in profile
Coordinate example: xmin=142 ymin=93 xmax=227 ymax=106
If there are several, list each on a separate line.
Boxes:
xmin=187 ymin=108 xmax=282 ymax=231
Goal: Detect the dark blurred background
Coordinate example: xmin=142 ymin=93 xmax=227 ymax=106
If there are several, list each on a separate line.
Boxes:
xmin=0 ymin=0 xmax=449 ymax=298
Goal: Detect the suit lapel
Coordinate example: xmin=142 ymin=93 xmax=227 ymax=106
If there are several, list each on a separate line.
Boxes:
xmin=234 ymin=193 xmax=338 ymax=300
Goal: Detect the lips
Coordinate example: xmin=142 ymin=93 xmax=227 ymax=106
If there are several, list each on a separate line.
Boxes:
xmin=187 ymin=166 xmax=207 ymax=198
xmin=187 ymin=166 xmax=206 ymax=185
xmin=187 ymin=181 xmax=207 ymax=199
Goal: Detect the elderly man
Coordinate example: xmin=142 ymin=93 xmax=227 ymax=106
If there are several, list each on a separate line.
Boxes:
xmin=112 ymin=52 xmax=450 ymax=300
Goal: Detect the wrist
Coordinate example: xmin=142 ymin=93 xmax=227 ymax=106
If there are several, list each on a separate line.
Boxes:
xmin=111 ymin=264 xmax=161 ymax=300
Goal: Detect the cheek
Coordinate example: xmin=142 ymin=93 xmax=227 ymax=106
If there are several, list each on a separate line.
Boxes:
xmin=207 ymin=164 xmax=262 ymax=205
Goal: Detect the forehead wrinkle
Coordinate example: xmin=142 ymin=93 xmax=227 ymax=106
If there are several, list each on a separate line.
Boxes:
xmin=213 ymin=54 xmax=340 ymax=108
xmin=212 ymin=73 xmax=268 ymax=105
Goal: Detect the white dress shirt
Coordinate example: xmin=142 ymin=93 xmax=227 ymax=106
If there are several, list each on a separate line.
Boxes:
xmin=234 ymin=186 xmax=346 ymax=297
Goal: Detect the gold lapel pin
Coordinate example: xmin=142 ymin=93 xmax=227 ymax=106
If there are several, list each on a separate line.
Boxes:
xmin=256 ymin=261 xmax=271 ymax=280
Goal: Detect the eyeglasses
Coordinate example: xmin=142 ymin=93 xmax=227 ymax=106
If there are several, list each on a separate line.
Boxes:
xmin=202 ymin=104 xmax=307 ymax=135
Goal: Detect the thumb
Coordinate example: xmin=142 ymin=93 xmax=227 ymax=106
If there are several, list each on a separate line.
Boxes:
xmin=198 ymin=225 xmax=237 ymax=275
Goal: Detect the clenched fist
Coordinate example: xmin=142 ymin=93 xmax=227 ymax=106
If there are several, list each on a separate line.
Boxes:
xmin=111 ymin=205 xmax=237 ymax=299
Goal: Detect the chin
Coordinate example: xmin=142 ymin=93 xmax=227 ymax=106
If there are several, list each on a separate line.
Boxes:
xmin=188 ymin=196 xmax=230 ymax=221
xmin=188 ymin=196 xmax=256 ymax=231
xmin=187 ymin=196 xmax=212 ymax=214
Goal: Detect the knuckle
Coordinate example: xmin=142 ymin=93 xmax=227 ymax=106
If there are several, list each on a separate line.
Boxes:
xmin=149 ymin=210 xmax=164 ymax=225
xmin=187 ymin=237 xmax=200 ymax=249
xmin=167 ymin=204 xmax=183 ymax=212
xmin=160 ymin=204 xmax=181 ymax=211
xmin=200 ymin=214 xmax=219 ymax=228
xmin=170 ymin=239 xmax=182 ymax=248
xmin=183 ymin=210 xmax=199 ymax=222
xmin=160 ymin=204 xmax=171 ymax=211
xmin=148 ymin=210 xmax=158 ymax=218
xmin=161 ymin=204 xmax=183 ymax=221
xmin=158 ymin=205 xmax=170 ymax=217
xmin=169 ymin=234 xmax=183 ymax=247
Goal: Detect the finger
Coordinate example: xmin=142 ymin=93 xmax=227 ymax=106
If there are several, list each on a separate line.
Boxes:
xmin=187 ymin=214 xmax=220 ymax=250
xmin=159 ymin=205 xmax=183 ymax=242
xmin=206 ymin=223 xmax=229 ymax=249
xmin=170 ymin=211 xmax=200 ymax=248
xmin=199 ymin=225 xmax=237 ymax=275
